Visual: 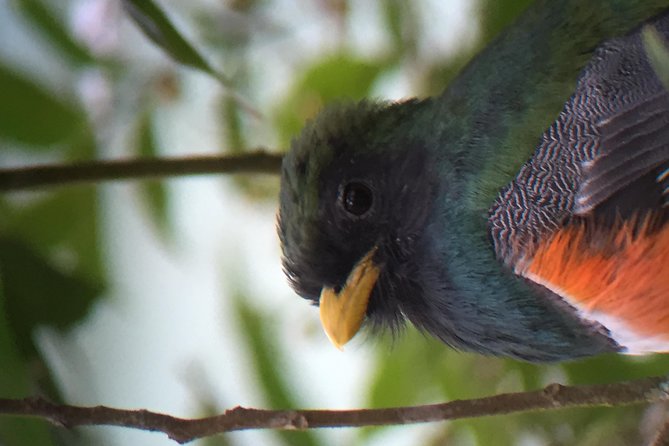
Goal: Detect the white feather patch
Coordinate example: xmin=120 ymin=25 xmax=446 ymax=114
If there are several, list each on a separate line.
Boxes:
xmin=524 ymin=271 xmax=669 ymax=354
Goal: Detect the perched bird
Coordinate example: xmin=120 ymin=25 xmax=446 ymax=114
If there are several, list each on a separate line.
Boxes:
xmin=278 ymin=0 xmax=669 ymax=361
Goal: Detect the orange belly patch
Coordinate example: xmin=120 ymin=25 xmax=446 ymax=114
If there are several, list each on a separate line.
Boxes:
xmin=516 ymin=217 xmax=669 ymax=354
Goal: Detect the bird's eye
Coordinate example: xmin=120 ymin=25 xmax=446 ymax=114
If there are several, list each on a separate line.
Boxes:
xmin=341 ymin=182 xmax=373 ymax=216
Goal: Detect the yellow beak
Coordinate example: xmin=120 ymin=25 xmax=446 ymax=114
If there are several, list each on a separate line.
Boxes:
xmin=319 ymin=247 xmax=380 ymax=350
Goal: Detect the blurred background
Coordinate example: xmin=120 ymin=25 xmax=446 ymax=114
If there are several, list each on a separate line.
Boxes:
xmin=2 ymin=0 xmax=669 ymax=445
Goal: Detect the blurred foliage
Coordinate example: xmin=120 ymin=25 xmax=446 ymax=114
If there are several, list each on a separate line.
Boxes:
xmin=122 ymin=0 xmax=223 ymax=81
xmin=135 ymin=110 xmax=171 ymax=237
xmin=0 ymin=65 xmax=82 ymax=147
xmin=1 ymin=0 xmax=669 ymax=446
xmin=644 ymin=24 xmax=669 ymax=92
xmin=234 ymin=290 xmax=320 ymax=446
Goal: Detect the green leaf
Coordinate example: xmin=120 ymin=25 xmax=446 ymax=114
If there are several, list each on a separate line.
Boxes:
xmin=0 ymin=64 xmax=82 ymax=147
xmin=367 ymin=330 xmax=442 ymax=408
xmin=122 ymin=0 xmax=215 ymax=75
xmin=0 ymin=187 xmax=105 ymax=360
xmin=0 ymin=238 xmax=102 ymax=357
xmin=122 ymin=0 xmax=260 ymax=117
xmin=4 ymin=188 xmax=106 ymax=284
xmin=221 ymin=95 xmax=281 ymax=200
xmin=643 ymin=25 xmax=669 ymax=92
xmin=136 ymin=112 xmax=171 ymax=237
xmin=234 ymin=293 xmax=320 ymax=446
xmin=563 ymin=354 xmax=669 ymax=385
xmin=274 ymin=53 xmax=388 ymax=146
xmin=477 ymin=0 xmax=534 ymax=44
xmin=365 ymin=331 xmax=537 ymax=445
xmin=222 ymin=95 xmax=246 ymax=154
xmin=381 ymin=0 xmax=418 ymax=58
xmin=16 ymin=0 xmax=93 ymax=65
xmin=0 ymin=285 xmax=55 ymax=446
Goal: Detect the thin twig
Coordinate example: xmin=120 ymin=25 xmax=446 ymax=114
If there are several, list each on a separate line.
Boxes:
xmin=0 ymin=151 xmax=283 ymax=191
xmin=2 ymin=376 xmax=669 ymax=444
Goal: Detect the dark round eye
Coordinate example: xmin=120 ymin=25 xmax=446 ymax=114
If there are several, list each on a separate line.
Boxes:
xmin=342 ymin=182 xmax=373 ymax=216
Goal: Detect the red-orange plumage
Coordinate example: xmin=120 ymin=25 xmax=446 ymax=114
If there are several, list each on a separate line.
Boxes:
xmin=518 ymin=216 xmax=669 ymax=347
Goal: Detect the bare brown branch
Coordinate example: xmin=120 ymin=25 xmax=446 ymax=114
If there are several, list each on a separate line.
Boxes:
xmin=2 ymin=376 xmax=669 ymax=444
xmin=0 ymin=151 xmax=283 ymax=192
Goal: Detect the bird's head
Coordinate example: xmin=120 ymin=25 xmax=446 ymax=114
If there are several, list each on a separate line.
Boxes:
xmin=278 ymin=99 xmax=441 ymax=348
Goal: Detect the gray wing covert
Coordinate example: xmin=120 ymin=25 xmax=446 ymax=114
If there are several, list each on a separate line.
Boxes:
xmin=489 ymin=16 xmax=669 ymax=265
xmin=575 ymin=91 xmax=669 ymax=214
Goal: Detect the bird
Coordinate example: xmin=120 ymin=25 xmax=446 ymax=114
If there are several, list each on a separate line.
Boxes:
xmin=277 ymin=0 xmax=669 ymax=362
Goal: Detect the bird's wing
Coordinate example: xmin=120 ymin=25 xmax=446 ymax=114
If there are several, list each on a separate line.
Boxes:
xmin=510 ymin=89 xmax=669 ymax=354
xmin=490 ymin=14 xmax=669 ymax=354
xmin=489 ymin=14 xmax=669 ymax=263
xmin=574 ymin=91 xmax=669 ymax=216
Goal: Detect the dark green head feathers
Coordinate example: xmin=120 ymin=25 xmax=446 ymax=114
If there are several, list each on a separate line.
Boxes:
xmin=278 ymin=99 xmax=441 ymax=334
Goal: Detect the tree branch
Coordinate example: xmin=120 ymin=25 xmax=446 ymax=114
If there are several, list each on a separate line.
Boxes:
xmin=0 ymin=151 xmax=283 ymax=191
xmin=3 ymin=376 xmax=669 ymax=444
